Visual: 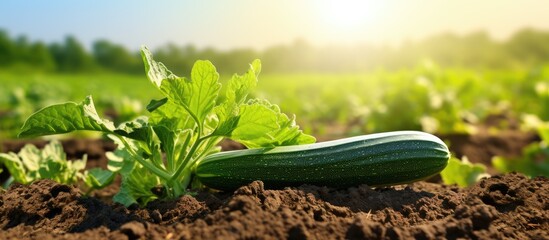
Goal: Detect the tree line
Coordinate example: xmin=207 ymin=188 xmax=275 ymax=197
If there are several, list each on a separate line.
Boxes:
xmin=1 ymin=28 xmax=548 ymax=75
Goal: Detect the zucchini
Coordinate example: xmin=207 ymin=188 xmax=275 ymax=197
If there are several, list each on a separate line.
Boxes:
xmin=194 ymin=131 xmax=450 ymax=190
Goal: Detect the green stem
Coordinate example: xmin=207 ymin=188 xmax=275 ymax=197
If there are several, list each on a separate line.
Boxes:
xmin=170 ymin=106 xmax=202 ymax=175
xmin=117 ymin=135 xmax=171 ymax=181
xmin=169 ymin=134 xmax=213 ymax=184
xmin=169 ymin=179 xmax=185 ymax=198
xmin=174 ymin=131 xmax=193 ymax=171
xmin=179 ymin=168 xmax=193 ymax=191
xmin=181 ymin=104 xmax=202 ymax=134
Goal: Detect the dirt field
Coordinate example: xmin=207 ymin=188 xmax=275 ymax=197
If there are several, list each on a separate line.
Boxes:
xmin=0 ymin=133 xmax=547 ymax=239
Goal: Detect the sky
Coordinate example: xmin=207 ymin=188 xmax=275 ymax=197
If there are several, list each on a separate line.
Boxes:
xmin=1 ymin=0 xmax=548 ymax=51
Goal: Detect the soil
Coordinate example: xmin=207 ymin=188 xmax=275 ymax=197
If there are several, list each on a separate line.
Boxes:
xmin=0 ymin=133 xmax=547 ymax=239
xmin=0 ymin=173 xmax=546 ymax=239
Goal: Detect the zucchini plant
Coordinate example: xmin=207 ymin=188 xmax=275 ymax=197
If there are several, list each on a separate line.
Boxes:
xmin=18 ymin=46 xmax=315 ymax=206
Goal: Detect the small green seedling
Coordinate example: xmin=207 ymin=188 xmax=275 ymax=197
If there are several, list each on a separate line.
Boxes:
xmin=0 ymin=140 xmax=114 ymax=191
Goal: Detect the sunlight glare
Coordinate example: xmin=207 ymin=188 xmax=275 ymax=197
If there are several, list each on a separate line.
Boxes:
xmin=316 ymin=0 xmax=385 ymax=30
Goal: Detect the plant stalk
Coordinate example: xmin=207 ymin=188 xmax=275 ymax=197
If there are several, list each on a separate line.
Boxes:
xmin=169 ymin=134 xmax=213 ymax=184
xmin=117 ymin=135 xmax=171 ymax=181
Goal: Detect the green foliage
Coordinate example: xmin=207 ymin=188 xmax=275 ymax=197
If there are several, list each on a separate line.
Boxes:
xmin=47 ymin=36 xmax=94 ymax=72
xmin=0 ymin=30 xmax=16 ymax=65
xmin=0 ymin=140 xmax=114 ymax=191
xmin=440 ymin=157 xmax=490 ymax=187
xmin=532 ymin=79 xmax=549 ymax=121
xmin=506 ymin=29 xmax=549 ymax=66
xmin=365 ymin=68 xmax=476 ymax=134
xmin=93 ymin=40 xmax=141 ymax=73
xmin=4 ymin=61 xmax=549 ymax=140
xmin=492 ymin=122 xmax=549 ymax=178
xmin=492 ymin=145 xmax=549 ymax=178
xmin=18 ymin=47 xmax=314 ymax=206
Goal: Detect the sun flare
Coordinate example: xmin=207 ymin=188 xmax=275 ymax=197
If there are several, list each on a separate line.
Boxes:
xmin=316 ymin=0 xmax=386 ymax=30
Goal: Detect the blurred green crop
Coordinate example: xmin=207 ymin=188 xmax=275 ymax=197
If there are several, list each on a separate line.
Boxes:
xmin=2 ymin=62 xmax=549 ymax=140
xmin=255 ymin=63 xmax=549 ymax=139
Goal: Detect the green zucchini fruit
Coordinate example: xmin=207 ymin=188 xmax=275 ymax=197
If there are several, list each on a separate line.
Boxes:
xmin=194 ymin=131 xmax=450 ymax=190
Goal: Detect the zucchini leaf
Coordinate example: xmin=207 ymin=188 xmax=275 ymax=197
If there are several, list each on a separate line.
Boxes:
xmin=211 ymin=59 xmax=260 ymax=136
xmin=112 ymin=159 xmax=162 ymax=207
xmin=211 ymin=115 xmax=241 ymax=137
xmin=149 ymin=100 xmax=194 ymax=131
xmin=19 ymin=95 xmax=115 ymax=138
xmin=226 ymin=59 xmax=260 ymax=104
xmin=146 ymin=97 xmax=168 ymax=112
xmin=230 ymin=99 xmax=315 ymax=148
xmin=142 ymin=46 xmax=221 ymax=128
xmin=106 ymin=135 xmax=161 ymax=206
xmin=141 ymin=46 xmax=177 ymax=88
xmin=114 ymin=117 xmax=152 ymax=142
xmin=188 ymin=60 xmax=221 ymax=124
xmin=85 ymin=168 xmax=115 ymax=189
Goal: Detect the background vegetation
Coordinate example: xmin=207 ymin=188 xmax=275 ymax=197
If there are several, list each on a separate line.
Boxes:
xmin=2 ymin=28 xmax=549 ymax=75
